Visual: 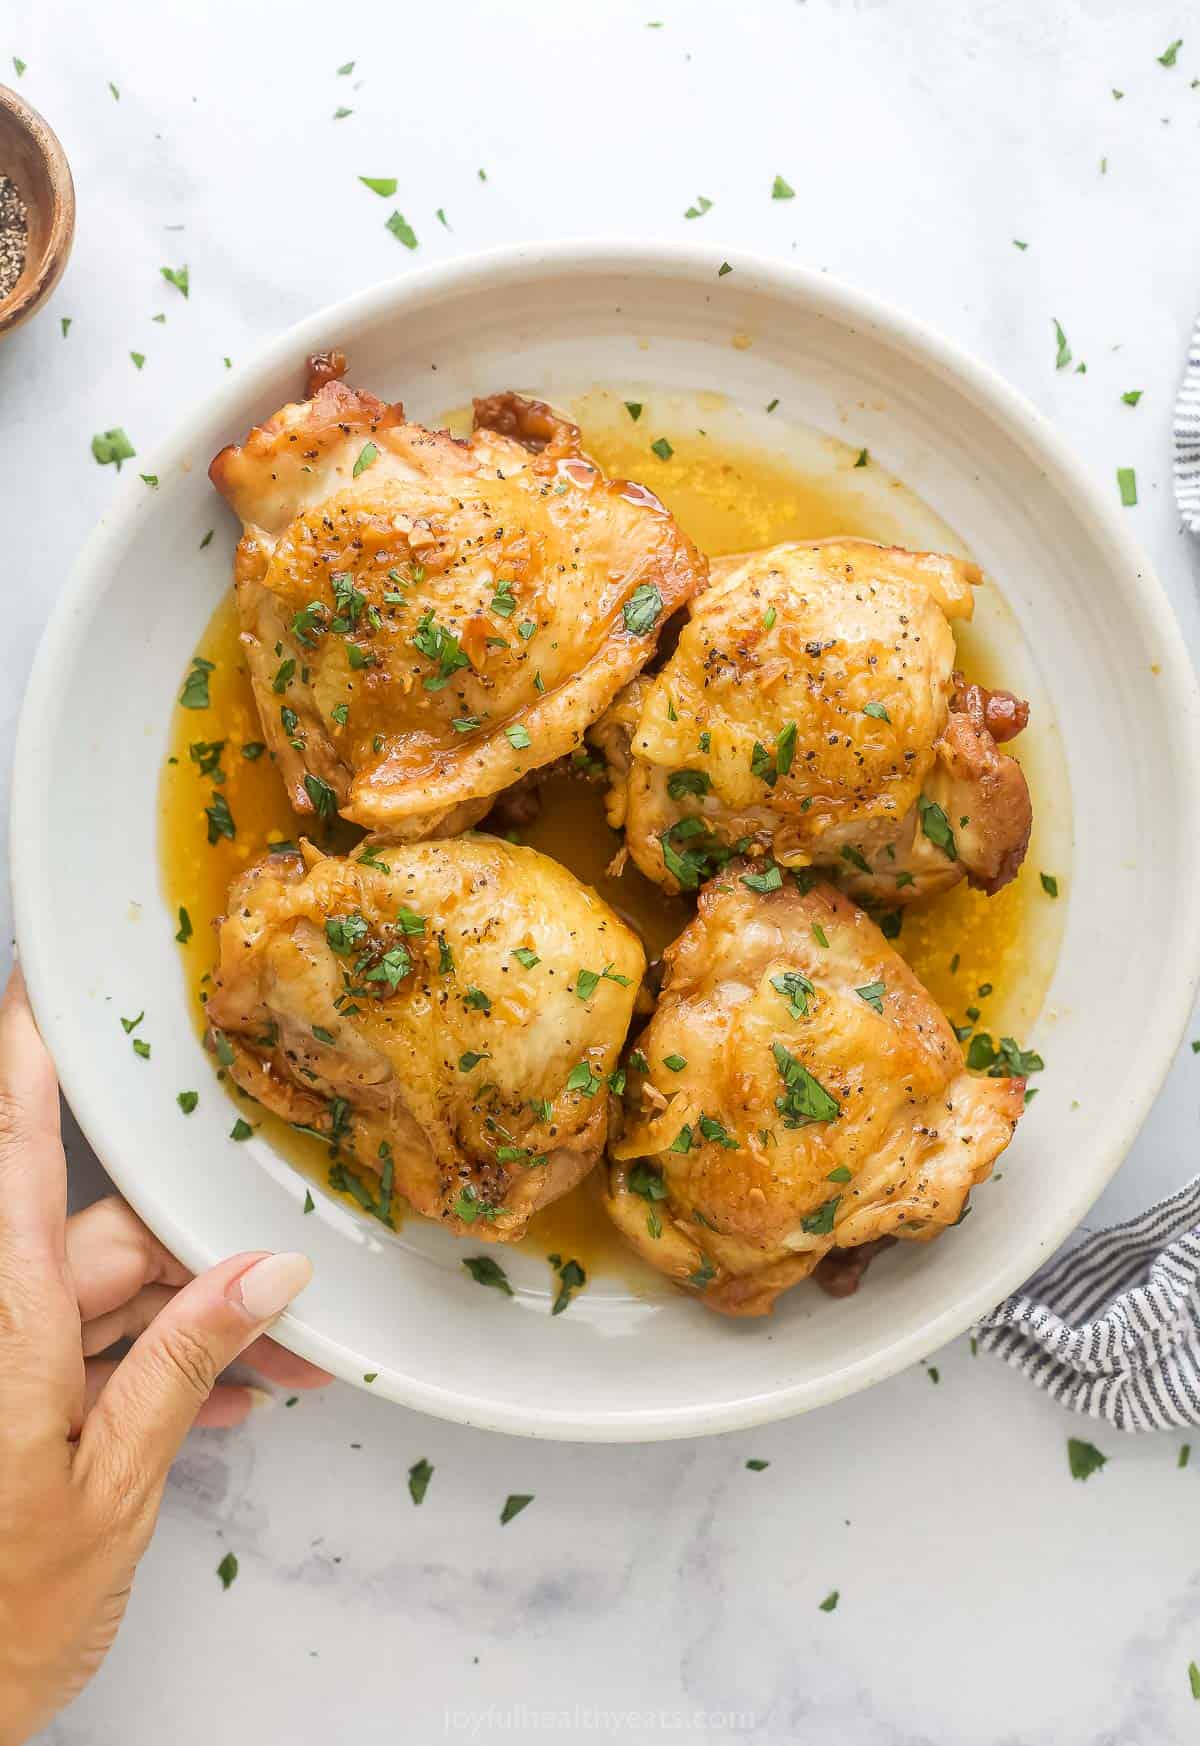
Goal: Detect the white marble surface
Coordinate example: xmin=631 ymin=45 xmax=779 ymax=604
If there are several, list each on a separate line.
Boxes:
xmin=5 ymin=0 xmax=1200 ymax=1740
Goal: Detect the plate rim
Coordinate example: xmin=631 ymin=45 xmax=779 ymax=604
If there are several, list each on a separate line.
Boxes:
xmin=14 ymin=239 xmax=1200 ymax=1440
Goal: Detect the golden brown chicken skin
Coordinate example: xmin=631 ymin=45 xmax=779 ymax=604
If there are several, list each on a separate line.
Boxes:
xmin=209 ymin=357 xmax=704 ymax=839
xmin=206 ymin=835 xmax=644 ymax=1242
xmin=596 ymin=539 xmax=1031 ymax=906
xmin=605 ymin=872 xmax=1024 ymax=1315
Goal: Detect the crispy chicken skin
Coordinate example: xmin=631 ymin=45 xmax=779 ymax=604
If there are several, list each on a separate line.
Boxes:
xmin=605 ymin=874 xmax=1023 ymax=1315
xmin=596 ymin=539 xmax=1031 ymax=905
xmin=206 ymin=835 xmax=644 ymax=1242
xmin=209 ymin=356 xmax=705 ymax=838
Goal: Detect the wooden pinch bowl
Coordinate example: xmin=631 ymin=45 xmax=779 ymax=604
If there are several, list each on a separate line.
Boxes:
xmin=0 ymin=84 xmax=74 ymax=338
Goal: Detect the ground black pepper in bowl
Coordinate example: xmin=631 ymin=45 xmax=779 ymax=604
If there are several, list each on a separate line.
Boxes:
xmin=0 ymin=175 xmax=28 ymax=301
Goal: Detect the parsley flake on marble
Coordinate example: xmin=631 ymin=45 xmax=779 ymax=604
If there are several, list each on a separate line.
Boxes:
xmin=1067 ymin=1437 xmax=1107 ymax=1481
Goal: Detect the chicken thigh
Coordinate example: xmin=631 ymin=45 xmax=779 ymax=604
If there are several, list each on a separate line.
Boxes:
xmin=597 ymin=539 xmax=1031 ymax=906
xmin=209 ymin=355 xmax=704 ymax=838
xmin=206 ymin=834 xmax=645 ymax=1241
xmin=605 ymin=872 xmax=1024 ymax=1315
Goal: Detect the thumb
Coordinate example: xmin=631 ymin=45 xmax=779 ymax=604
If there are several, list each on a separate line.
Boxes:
xmin=77 ymin=1250 xmax=313 ymax=1502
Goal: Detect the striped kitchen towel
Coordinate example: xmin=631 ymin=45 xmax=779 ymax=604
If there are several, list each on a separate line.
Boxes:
xmin=977 ymin=1175 xmax=1200 ymax=1432
xmin=1174 ymin=318 xmax=1200 ymax=530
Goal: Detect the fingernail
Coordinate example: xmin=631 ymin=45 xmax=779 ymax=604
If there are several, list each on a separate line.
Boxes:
xmin=244 ymin=1386 xmax=275 ymax=1411
xmin=232 ymin=1252 xmax=313 ymax=1321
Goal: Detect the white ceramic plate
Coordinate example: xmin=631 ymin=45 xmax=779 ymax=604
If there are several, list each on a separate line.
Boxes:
xmin=14 ymin=243 xmax=1200 ymax=1441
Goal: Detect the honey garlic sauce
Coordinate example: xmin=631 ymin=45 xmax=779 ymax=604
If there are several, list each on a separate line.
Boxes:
xmin=161 ymin=394 xmax=1063 ymax=1280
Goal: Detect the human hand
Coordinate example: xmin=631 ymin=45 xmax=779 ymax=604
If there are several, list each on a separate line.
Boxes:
xmin=0 ymin=968 xmax=330 ymax=1745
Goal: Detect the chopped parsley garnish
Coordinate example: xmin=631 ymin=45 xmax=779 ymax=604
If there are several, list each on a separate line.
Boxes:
xmin=966 ymin=1033 xmax=1044 ymax=1077
xmin=629 ymin=1161 xmax=667 ymax=1201
xmin=1053 ymin=318 xmax=1072 ymax=370
xmin=741 ymin=864 xmax=783 ymax=894
xmin=505 ymin=723 xmax=532 ymax=751
xmin=175 ymin=907 xmax=193 ymax=944
xmin=437 ymin=934 xmax=455 ymax=974
xmin=452 ymin=716 xmax=480 ymax=733
xmin=699 ymin=1113 xmax=738 ymax=1150
xmin=762 ymin=605 xmax=776 ymax=630
xmin=663 ymin=1053 xmax=688 ymax=1072
xmin=551 ymin=1258 xmax=586 ymax=1315
xmin=394 ymin=907 xmax=426 ymax=935
xmin=216 ymin=1552 xmax=238 ymax=1590
xmin=773 ymin=1042 xmax=840 ymax=1126
xmin=841 ymin=844 xmax=871 ymax=875
xmin=490 ymin=579 xmax=517 ymax=618
xmin=356 ymin=846 xmax=391 ymax=873
xmin=812 ymin=923 xmax=829 ymax=948
xmin=464 ymin=986 xmax=491 ymax=1012
xmin=855 ymin=980 xmax=885 ymax=1013
xmin=131 ymin=1038 xmax=151 ymax=1060
xmin=718 ymin=261 xmax=732 ymax=276
xmin=687 ymin=1256 xmax=716 ymax=1290
xmin=189 ymin=738 xmax=225 ymax=779
xmin=271 ymin=658 xmax=295 ymax=694
xmin=827 ymin=1165 xmax=852 ymax=1183
xmin=351 ymin=440 xmax=378 ymax=478
xmin=667 ymin=768 xmax=710 ymax=801
xmin=751 ymin=723 xmax=796 ymax=787
xmin=408 ymin=1458 xmax=433 ymax=1505
xmin=385 ymin=211 xmax=418 ymax=249
xmin=230 ymin=1118 xmax=253 ymax=1141
xmin=359 ymin=175 xmax=397 ymax=196
xmin=863 ymin=701 xmax=891 ymax=723
xmin=179 ymin=656 xmax=213 ymax=708
xmin=565 ymin=1061 xmax=603 ymax=1097
xmin=500 ymin=1494 xmax=533 ymax=1525
xmin=304 ymin=774 xmax=337 ymax=818
xmin=1117 ymin=466 xmax=1137 ymax=506
xmin=411 ymin=609 xmax=470 ymax=688
xmin=1067 ymin=1437 xmax=1107 ymax=1481
xmin=771 ymin=175 xmax=795 ymax=199
xmin=916 ymin=795 xmax=957 ymax=860
xmin=205 ymin=791 xmax=235 ymax=844
xmin=120 ymin=1011 xmax=144 ymax=1034
xmin=1040 ymin=872 xmax=1059 ymax=897
xmin=819 ymin=1591 xmax=839 ymax=1612
xmin=628 ymin=1050 xmax=650 ymax=1075
xmin=365 ymin=945 xmax=412 ymax=991
xmin=1122 ymin=389 xmax=1143 ymax=406
xmin=512 ymin=946 xmax=540 ymax=969
xmin=1190 ymin=1663 xmax=1200 ymax=1702
xmin=574 ymin=968 xmax=601 ymax=1001
xmin=1158 ymin=38 xmax=1183 ymax=66
xmin=669 ymin=823 xmax=728 ymax=888
xmin=746 ymin=1459 xmax=769 ymax=1471
xmin=623 ymin=583 xmax=663 ymax=636
xmin=668 ymin=1124 xmax=695 ymax=1153
xmin=684 ymin=195 xmax=713 ymax=219
xmin=312 ymin=1025 xmax=336 ymax=1044
xmin=625 ymin=401 xmax=643 ymax=421
xmin=854 ymin=448 xmax=869 ymax=467
xmin=462 ymin=1254 xmax=512 ymax=1293
xmin=325 ymin=912 xmax=369 ymax=954
xmin=459 ymin=1051 xmax=490 ymax=1071
xmin=650 ymin=437 xmax=673 ymax=461
xmin=770 ymin=970 xmax=813 ymax=1019
xmin=177 ymin=1090 xmax=198 ymax=1114
xmin=801 ymin=1195 xmax=840 ymax=1235
xmin=303 ymin=1189 xmax=315 ymax=1213
xmin=160 ymin=264 xmax=189 ymax=297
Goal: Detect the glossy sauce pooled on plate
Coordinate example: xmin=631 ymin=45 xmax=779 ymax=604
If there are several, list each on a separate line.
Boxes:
xmin=161 ymin=393 xmax=1062 ymax=1282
